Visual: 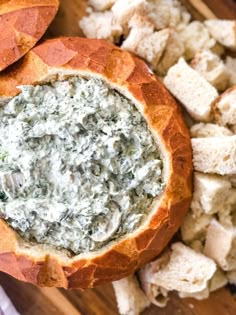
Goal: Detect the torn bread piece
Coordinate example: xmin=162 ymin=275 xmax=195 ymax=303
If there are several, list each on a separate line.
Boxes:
xmin=191 ymin=50 xmax=229 ymax=91
xmin=156 ymin=32 xmax=184 ymax=76
xmin=112 ymin=0 xmax=147 ymax=26
xmin=139 ymin=243 xmax=216 ymax=304
xmin=225 ymin=57 xmax=236 ymax=87
xmin=204 ymin=220 xmax=236 ymax=271
xmin=212 ymin=86 xmax=236 ymax=130
xmin=179 ymin=21 xmax=216 ymax=60
xmin=192 ymin=136 xmax=236 ymax=175
xmin=80 ymin=11 xmax=123 ymax=42
xmin=190 ymin=123 xmax=233 ymax=138
xmin=209 ymin=269 xmax=227 ymax=292
xmin=181 ymin=211 xmax=212 ymax=243
xmin=146 ymin=0 xmax=191 ymax=30
xmin=122 ymin=23 xmax=170 ymax=69
xmin=112 ymin=275 xmax=150 ymax=315
xmin=88 ymin=0 xmax=116 ymax=11
xmin=164 ymin=58 xmax=218 ymax=121
xmin=205 ymin=20 xmax=236 ymax=51
xmin=190 ymin=172 xmax=233 ymax=216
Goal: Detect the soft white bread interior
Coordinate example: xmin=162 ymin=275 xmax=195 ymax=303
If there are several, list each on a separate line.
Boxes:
xmin=164 ymin=58 xmax=218 ymax=122
xmin=205 ymin=19 xmax=236 ymax=51
xmin=89 ymin=0 xmax=116 ymax=11
xmin=112 ymin=275 xmax=150 ymax=315
xmin=190 ymin=123 xmax=233 ymax=138
xmin=191 ymin=50 xmax=229 ymax=91
xmin=192 ymin=136 xmax=236 ymax=175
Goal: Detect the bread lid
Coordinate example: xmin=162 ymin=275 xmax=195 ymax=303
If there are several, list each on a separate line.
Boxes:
xmin=0 ymin=37 xmax=192 ymax=289
xmin=0 ymin=0 xmax=59 ymax=71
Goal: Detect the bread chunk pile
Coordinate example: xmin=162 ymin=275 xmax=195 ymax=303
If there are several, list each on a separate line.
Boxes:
xmin=81 ymin=0 xmax=236 ymax=313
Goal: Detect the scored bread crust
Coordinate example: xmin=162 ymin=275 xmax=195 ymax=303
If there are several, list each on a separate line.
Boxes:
xmin=0 ymin=37 xmax=193 ymax=289
xmin=0 ymin=0 xmax=59 ymax=71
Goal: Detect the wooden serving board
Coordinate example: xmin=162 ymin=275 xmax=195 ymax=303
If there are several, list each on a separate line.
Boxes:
xmin=1 ymin=1 xmax=236 ymax=315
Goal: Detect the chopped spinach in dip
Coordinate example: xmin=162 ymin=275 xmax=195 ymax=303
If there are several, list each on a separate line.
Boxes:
xmin=0 ymin=77 xmax=164 ymax=255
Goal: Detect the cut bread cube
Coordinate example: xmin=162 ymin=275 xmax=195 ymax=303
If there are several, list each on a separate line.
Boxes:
xmin=113 ymin=275 xmax=150 ymax=315
xmin=212 ymin=86 xmax=236 ymax=130
xmin=190 ymin=123 xmax=233 ymax=138
xmin=139 ymin=242 xmax=216 ymax=301
xmin=192 ymin=136 xmax=236 ymax=175
xmin=204 ymin=220 xmax=236 ymax=271
xmin=190 ymin=172 xmax=232 ymax=216
xmin=179 ymin=21 xmax=216 ymax=60
xmin=112 ymin=0 xmax=147 ymax=26
xmin=122 ymin=25 xmax=170 ymax=69
xmin=164 ymin=58 xmax=218 ymax=121
xmin=88 ymin=0 xmax=116 ymax=11
xmin=181 ymin=211 xmax=212 ymax=243
xmin=156 ymin=32 xmax=184 ymax=76
xmin=191 ymin=50 xmax=229 ymax=91
xmin=225 ymin=57 xmax=236 ymax=86
xmin=205 ymin=19 xmax=236 ymax=51
xmin=80 ymin=11 xmax=122 ymax=42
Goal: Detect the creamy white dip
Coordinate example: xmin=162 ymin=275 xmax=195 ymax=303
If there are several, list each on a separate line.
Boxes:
xmin=0 ymin=77 xmax=164 ymax=254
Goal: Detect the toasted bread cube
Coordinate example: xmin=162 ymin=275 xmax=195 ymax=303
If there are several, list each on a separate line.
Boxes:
xmin=192 ymin=136 xmax=236 ymax=175
xmin=80 ymin=11 xmax=122 ymax=42
xmin=204 ymin=220 xmax=236 ymax=271
xmin=190 ymin=123 xmax=233 ymax=138
xmin=205 ymin=19 xmax=236 ymax=51
xmin=164 ymin=58 xmax=218 ymax=121
xmin=191 ymin=50 xmax=229 ymax=91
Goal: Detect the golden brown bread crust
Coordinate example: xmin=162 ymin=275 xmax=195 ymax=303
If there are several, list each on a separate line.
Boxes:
xmin=0 ymin=38 xmax=193 ymax=289
xmin=0 ymin=0 xmax=59 ymax=71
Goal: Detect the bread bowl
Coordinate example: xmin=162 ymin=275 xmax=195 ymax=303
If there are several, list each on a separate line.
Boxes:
xmin=0 ymin=37 xmax=192 ymax=289
xmin=0 ymin=0 xmax=59 ymax=71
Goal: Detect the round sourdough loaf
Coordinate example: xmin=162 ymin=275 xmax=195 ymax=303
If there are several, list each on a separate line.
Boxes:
xmin=0 ymin=38 xmax=193 ymax=289
xmin=0 ymin=0 xmax=59 ymax=71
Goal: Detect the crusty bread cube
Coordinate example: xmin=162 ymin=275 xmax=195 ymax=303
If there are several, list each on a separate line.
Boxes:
xmin=122 ymin=22 xmax=170 ymax=69
xmin=179 ymin=21 xmax=216 ymax=60
xmin=190 ymin=172 xmax=232 ymax=216
xmin=140 ymin=242 xmax=216 ymax=300
xmin=225 ymin=57 xmax=236 ymax=86
xmin=164 ymin=58 xmax=218 ymax=121
xmin=80 ymin=11 xmax=122 ymax=42
xmin=212 ymin=86 xmax=236 ymax=130
xmin=112 ymin=0 xmax=147 ymax=26
xmin=192 ymin=136 xmax=236 ymax=175
xmin=205 ymin=19 xmax=236 ymax=51
xmin=190 ymin=123 xmax=233 ymax=138
xmin=181 ymin=211 xmax=212 ymax=243
xmin=191 ymin=50 xmax=229 ymax=91
xmin=204 ymin=220 xmax=236 ymax=271
xmin=113 ymin=275 xmax=150 ymax=315
xmin=88 ymin=0 xmax=116 ymax=11
xmin=156 ymin=31 xmax=185 ymax=76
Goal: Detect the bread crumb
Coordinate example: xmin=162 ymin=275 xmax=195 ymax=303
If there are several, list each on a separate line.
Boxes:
xmin=190 ymin=123 xmax=233 ymax=138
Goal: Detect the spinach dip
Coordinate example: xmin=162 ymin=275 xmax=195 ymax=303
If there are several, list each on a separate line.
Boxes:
xmin=0 ymin=77 xmax=164 ymax=255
